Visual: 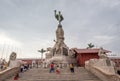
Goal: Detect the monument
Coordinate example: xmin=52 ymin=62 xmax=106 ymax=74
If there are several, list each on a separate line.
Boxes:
xmin=45 ymin=10 xmax=76 ymax=67
xmin=53 ymin=10 xmax=68 ymax=56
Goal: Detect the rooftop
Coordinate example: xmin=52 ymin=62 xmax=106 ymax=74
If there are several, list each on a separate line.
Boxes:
xmin=73 ymin=48 xmax=111 ymax=54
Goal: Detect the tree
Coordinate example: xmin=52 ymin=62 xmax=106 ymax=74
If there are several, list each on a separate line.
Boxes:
xmin=38 ymin=48 xmax=46 ymax=61
xmin=87 ymin=43 xmax=95 ymax=48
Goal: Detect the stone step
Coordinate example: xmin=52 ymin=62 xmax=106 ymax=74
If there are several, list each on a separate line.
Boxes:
xmin=83 ymin=80 xmax=101 ymax=81
xmin=6 ymin=78 xmax=101 ymax=81
xmin=6 ymin=79 xmax=77 ymax=81
xmin=5 ymin=67 xmax=102 ymax=81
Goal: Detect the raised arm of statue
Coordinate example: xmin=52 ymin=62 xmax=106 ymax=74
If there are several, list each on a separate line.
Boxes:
xmin=54 ymin=10 xmax=64 ymax=24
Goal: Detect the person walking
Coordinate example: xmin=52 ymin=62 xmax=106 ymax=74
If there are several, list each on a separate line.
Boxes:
xmin=49 ymin=62 xmax=55 ymax=73
xmin=20 ymin=64 xmax=24 ymax=72
xmin=56 ymin=65 xmax=60 ymax=74
xmin=69 ymin=63 xmax=74 ymax=73
xmin=14 ymin=73 xmax=19 ymax=80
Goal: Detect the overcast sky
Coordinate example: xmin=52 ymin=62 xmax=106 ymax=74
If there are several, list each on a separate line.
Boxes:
xmin=0 ymin=0 xmax=120 ymax=60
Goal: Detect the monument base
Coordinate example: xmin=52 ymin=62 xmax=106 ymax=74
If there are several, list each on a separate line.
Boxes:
xmin=44 ymin=55 xmax=77 ymax=68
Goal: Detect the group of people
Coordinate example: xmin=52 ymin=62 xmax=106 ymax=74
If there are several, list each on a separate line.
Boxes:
xmin=20 ymin=64 xmax=30 ymax=72
xmin=14 ymin=64 xmax=31 ymax=80
xmin=49 ymin=62 xmax=75 ymax=74
xmin=14 ymin=62 xmax=75 ymax=80
xmin=49 ymin=62 xmax=60 ymax=74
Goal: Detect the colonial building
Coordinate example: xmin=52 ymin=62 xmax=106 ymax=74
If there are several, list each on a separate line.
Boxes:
xmin=73 ymin=48 xmax=110 ymax=66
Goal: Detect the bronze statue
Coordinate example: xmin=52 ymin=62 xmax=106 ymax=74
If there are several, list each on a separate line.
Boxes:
xmin=54 ymin=10 xmax=64 ymax=24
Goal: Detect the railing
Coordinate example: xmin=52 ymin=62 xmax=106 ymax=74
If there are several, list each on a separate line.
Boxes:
xmin=0 ymin=67 xmax=20 ymax=81
xmin=88 ymin=66 xmax=120 ymax=81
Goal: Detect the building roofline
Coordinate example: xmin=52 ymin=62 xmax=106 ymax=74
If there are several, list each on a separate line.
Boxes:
xmin=73 ymin=48 xmax=111 ymax=54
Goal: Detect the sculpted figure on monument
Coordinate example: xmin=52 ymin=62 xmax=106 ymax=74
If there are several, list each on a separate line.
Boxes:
xmin=8 ymin=52 xmax=21 ymax=68
xmin=54 ymin=10 xmax=64 ymax=24
xmin=9 ymin=52 xmax=17 ymax=61
xmin=69 ymin=49 xmax=76 ymax=58
xmin=98 ymin=47 xmax=107 ymax=59
xmin=46 ymin=47 xmax=54 ymax=58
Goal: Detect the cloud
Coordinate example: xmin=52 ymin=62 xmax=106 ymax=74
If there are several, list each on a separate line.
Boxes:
xmin=0 ymin=0 xmax=120 ymax=58
xmin=0 ymin=32 xmax=23 ymax=47
xmin=87 ymin=35 xmax=114 ymax=46
xmin=0 ymin=32 xmax=23 ymax=60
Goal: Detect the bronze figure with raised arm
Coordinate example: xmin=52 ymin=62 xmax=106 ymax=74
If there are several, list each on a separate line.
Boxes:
xmin=54 ymin=10 xmax=64 ymax=24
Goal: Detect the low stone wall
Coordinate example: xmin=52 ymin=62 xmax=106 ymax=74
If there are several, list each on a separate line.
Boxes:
xmin=89 ymin=66 xmax=120 ymax=81
xmin=85 ymin=59 xmax=120 ymax=81
xmin=0 ymin=67 xmax=20 ymax=81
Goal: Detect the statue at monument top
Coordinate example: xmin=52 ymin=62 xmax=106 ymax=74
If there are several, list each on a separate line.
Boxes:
xmin=54 ymin=10 xmax=64 ymax=24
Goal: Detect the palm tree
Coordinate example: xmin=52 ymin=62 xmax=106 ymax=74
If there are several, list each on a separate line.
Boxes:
xmin=87 ymin=43 xmax=95 ymax=48
xmin=38 ymin=48 xmax=46 ymax=61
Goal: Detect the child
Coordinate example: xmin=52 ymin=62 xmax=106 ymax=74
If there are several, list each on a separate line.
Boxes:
xmin=14 ymin=73 xmax=19 ymax=80
xmin=56 ymin=65 xmax=60 ymax=74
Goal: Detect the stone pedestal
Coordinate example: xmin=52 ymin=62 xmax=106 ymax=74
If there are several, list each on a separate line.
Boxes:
xmin=45 ymin=24 xmax=71 ymax=66
xmin=85 ymin=58 xmax=116 ymax=74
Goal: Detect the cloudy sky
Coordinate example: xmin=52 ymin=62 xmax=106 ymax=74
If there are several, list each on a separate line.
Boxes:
xmin=0 ymin=0 xmax=120 ymax=60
